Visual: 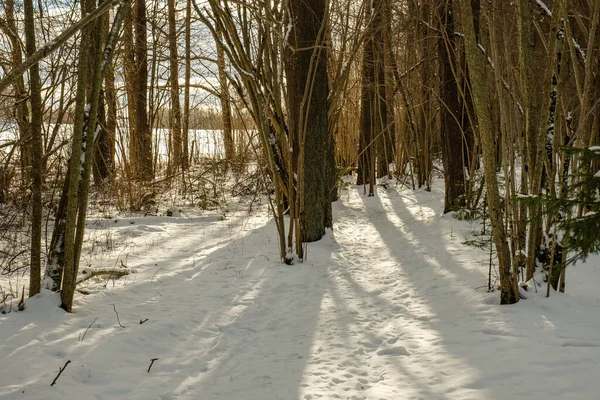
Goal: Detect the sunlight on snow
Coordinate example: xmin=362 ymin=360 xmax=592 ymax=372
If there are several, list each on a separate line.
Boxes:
xmin=297 ymin=191 xmax=488 ymax=399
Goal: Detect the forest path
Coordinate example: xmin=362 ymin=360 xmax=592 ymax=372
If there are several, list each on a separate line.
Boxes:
xmin=1 ymin=181 xmax=600 ymax=399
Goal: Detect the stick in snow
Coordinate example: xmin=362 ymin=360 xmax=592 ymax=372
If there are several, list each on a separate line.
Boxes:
xmin=50 ymin=360 xmax=71 ymax=386
xmin=148 ymin=358 xmax=159 ymax=373
xmin=80 ymin=317 xmax=99 ymax=342
xmin=112 ymin=304 xmax=125 ymax=328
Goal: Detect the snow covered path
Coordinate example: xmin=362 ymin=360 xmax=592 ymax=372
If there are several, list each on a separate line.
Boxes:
xmin=2 ymin=182 xmax=600 ymax=399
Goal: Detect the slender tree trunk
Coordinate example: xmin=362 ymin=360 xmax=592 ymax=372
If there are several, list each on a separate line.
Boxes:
xmin=1 ymin=0 xmax=31 ymax=184
xmin=124 ymin=2 xmax=138 ymax=178
xmin=167 ymin=0 xmax=183 ymax=172
xmin=217 ymin=31 xmax=235 ymax=162
xmin=182 ymin=0 xmax=191 ymax=169
xmin=357 ymin=3 xmax=375 ymax=193
xmin=459 ymin=0 xmax=519 ymax=304
xmin=61 ymin=0 xmax=127 ymax=311
xmin=24 ymin=0 xmax=43 ymax=297
xmin=60 ymin=0 xmax=93 ymax=310
xmin=93 ymin=11 xmax=115 ymax=185
xmin=134 ymin=0 xmax=152 ymax=180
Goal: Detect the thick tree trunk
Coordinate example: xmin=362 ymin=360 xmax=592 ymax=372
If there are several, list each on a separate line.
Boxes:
xmin=285 ymin=0 xmax=332 ymax=244
xmin=438 ymin=0 xmax=465 ymax=213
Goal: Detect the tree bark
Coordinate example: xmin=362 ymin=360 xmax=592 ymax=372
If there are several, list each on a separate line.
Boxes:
xmin=24 ymin=0 xmax=43 ymax=297
xmin=1 ymin=0 xmax=31 ymax=184
xmin=167 ymin=0 xmax=183 ymax=172
xmin=458 ymin=0 xmax=519 ymax=304
xmin=182 ymin=0 xmax=192 ymax=169
xmin=217 ymin=31 xmax=235 ymax=162
xmin=285 ymin=0 xmax=332 ymax=244
xmin=134 ymin=0 xmax=152 ymax=180
xmin=437 ymin=0 xmax=465 ymax=213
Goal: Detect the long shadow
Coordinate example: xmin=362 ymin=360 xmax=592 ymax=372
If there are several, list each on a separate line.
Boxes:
xmin=0 ymin=214 xmax=328 ymax=400
xmin=357 ymin=184 xmax=598 ymax=398
xmin=348 ymin=187 xmax=514 ymax=396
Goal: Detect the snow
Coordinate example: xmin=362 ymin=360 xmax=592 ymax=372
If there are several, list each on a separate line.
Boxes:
xmin=2 ymin=180 xmax=600 ymax=399
xmin=536 ymin=0 xmax=552 ymax=17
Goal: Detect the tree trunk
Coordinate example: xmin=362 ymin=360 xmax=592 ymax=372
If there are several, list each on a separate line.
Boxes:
xmin=458 ymin=0 xmax=519 ymax=304
xmin=60 ymin=0 xmax=94 ymax=310
xmin=93 ymin=11 xmax=115 ymax=185
xmin=1 ymin=0 xmax=31 ymax=184
xmin=217 ymin=31 xmax=235 ymax=162
xmin=182 ymin=0 xmax=192 ymax=169
xmin=437 ymin=0 xmax=465 ymax=213
xmin=357 ymin=3 xmax=375 ymax=194
xmin=124 ymin=2 xmax=137 ymax=178
xmin=24 ymin=0 xmax=43 ymax=297
xmin=167 ymin=0 xmax=183 ymax=173
xmin=134 ymin=0 xmax=152 ymax=180
xmin=285 ymin=0 xmax=332 ymax=244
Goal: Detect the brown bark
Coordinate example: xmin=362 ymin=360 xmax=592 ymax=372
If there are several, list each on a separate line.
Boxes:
xmin=1 ymin=0 xmax=31 ymax=182
xmin=24 ymin=0 xmax=43 ymax=296
xmin=459 ymin=0 xmax=519 ymax=304
xmin=134 ymin=0 xmax=152 ymax=180
xmin=285 ymin=0 xmax=332 ymax=244
xmin=437 ymin=0 xmax=465 ymax=213
xmin=167 ymin=0 xmax=183 ymax=172
xmin=217 ymin=31 xmax=235 ymax=161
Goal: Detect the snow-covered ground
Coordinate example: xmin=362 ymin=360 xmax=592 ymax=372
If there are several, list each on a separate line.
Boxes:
xmin=1 ymin=180 xmax=600 ymax=399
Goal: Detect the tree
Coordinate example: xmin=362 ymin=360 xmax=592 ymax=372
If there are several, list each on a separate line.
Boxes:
xmin=458 ymin=0 xmax=519 ymax=304
xmin=0 ymin=0 xmax=31 ymax=184
xmin=436 ymin=0 xmax=465 ymax=213
xmin=24 ymin=0 xmax=43 ymax=296
xmin=167 ymin=0 xmax=183 ymax=173
xmin=134 ymin=0 xmax=152 ymax=180
xmin=285 ymin=0 xmax=333 ymax=244
xmin=216 ymin=30 xmax=235 ymax=162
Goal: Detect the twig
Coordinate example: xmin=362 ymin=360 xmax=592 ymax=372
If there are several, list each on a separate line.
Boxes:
xmin=147 ymin=358 xmax=159 ymax=373
xmin=150 ymin=268 xmax=164 ymax=283
xmin=50 ymin=360 xmax=71 ymax=386
xmin=139 ymin=318 xmax=148 ymax=324
xmin=80 ymin=317 xmax=99 ymax=342
xmin=111 ymin=304 xmax=125 ymax=328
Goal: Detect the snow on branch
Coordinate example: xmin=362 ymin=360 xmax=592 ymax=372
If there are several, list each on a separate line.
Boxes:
xmin=76 ymin=267 xmax=131 ymax=285
xmin=535 ymin=0 xmax=552 ymax=17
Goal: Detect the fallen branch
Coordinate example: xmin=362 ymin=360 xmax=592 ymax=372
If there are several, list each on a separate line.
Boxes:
xmin=139 ymin=318 xmax=149 ymax=324
xmin=76 ymin=267 xmax=130 ymax=285
xmin=147 ymin=358 xmax=159 ymax=373
xmin=50 ymin=360 xmax=71 ymax=386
